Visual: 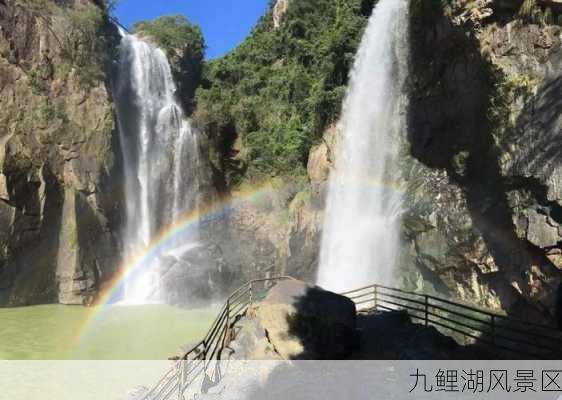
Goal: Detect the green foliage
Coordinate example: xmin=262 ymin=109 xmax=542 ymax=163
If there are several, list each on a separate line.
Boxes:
xmin=133 ymin=15 xmax=203 ymax=57
xmin=195 ymin=0 xmax=373 ymax=180
xmin=487 ymin=69 xmax=535 ymax=145
xmin=29 ymin=69 xmax=47 ymax=95
xmin=40 ymin=101 xmax=67 ymax=123
xmin=16 ymin=0 xmax=116 ymax=88
xmin=60 ymin=5 xmax=113 ymax=87
xmin=133 ymin=15 xmax=205 ymax=110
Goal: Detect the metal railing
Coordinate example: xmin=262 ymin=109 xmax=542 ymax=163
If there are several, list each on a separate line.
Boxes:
xmin=140 ymin=276 xmax=296 ymax=400
xmin=341 ymin=283 xmax=562 ymax=359
xmin=142 ymin=278 xmax=562 ymax=399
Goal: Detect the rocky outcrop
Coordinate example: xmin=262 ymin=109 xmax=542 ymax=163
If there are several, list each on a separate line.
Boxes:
xmin=272 ymin=0 xmax=290 ymax=29
xmin=307 ymin=124 xmax=336 ymax=208
xmin=202 ymin=179 xmax=323 ymax=294
xmin=0 ymin=0 xmax=121 ymax=305
xmin=226 ymin=280 xmax=357 ymax=359
xmin=403 ymin=0 xmax=562 ymax=323
xmin=201 ymin=118 xmax=336 ymax=292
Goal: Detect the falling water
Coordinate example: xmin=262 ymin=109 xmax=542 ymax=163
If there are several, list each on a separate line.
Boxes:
xmin=317 ymin=0 xmax=409 ymax=292
xmin=114 ymin=30 xmax=201 ymax=303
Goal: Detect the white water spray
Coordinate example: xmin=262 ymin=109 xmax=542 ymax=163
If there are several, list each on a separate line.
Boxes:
xmin=317 ymin=0 xmax=409 ymax=292
xmin=114 ymin=30 xmax=201 ymax=303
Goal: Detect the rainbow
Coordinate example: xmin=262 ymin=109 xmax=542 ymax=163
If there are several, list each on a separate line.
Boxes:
xmin=72 ymin=184 xmax=278 ymax=347
xmin=72 ymin=176 xmax=408 ymax=348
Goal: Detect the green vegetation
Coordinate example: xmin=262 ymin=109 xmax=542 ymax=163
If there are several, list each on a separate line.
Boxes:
xmin=40 ymin=101 xmax=67 ymax=123
xmin=133 ymin=15 xmax=204 ymax=58
xmin=60 ymin=4 xmax=117 ymax=87
xmin=194 ymin=0 xmax=375 ymax=182
xmin=16 ymin=0 xmax=118 ymax=88
xmin=29 ymin=69 xmax=48 ymax=95
xmin=133 ymin=15 xmax=205 ymax=111
xmin=487 ymin=69 xmax=535 ymax=146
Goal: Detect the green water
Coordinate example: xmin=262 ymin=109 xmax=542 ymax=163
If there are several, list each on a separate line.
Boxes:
xmin=0 ymin=304 xmax=217 ymax=360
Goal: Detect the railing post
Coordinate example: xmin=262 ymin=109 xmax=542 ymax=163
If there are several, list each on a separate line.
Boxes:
xmin=424 ymin=295 xmax=429 ymax=327
xmin=249 ymin=282 xmax=253 ymax=306
xmin=491 ymin=314 xmax=496 ymax=345
xmin=177 ymin=359 xmax=185 ymax=400
xmin=373 ymin=285 xmax=378 ymax=310
xmin=226 ymin=298 xmax=231 ymax=341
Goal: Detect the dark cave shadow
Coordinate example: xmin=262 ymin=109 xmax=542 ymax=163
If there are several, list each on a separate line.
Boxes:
xmin=2 ymin=164 xmax=63 ymax=305
xmin=407 ymin=4 xmax=562 ymax=323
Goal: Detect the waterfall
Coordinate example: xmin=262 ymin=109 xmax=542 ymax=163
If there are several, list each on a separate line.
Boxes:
xmin=114 ymin=30 xmax=201 ymax=304
xmin=317 ymin=0 xmax=409 ymax=292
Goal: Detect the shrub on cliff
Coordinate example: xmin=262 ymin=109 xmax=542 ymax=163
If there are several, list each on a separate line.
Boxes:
xmin=15 ymin=0 xmax=117 ymax=88
xmin=133 ymin=15 xmax=205 ymax=111
xmin=194 ymin=0 xmax=374 ymax=182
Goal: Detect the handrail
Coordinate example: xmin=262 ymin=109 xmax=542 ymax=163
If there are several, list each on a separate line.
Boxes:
xmin=142 ymin=277 xmax=562 ymax=399
xmin=343 ymin=283 xmax=562 ymax=359
xmin=141 ymin=276 xmax=295 ymax=400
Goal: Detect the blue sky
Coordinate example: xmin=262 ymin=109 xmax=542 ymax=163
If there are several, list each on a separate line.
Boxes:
xmin=114 ymin=0 xmax=269 ymax=59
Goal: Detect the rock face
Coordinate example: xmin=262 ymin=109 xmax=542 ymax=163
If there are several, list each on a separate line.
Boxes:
xmin=202 ymin=120 xmax=336 ymax=295
xmin=403 ymin=0 xmax=562 ymax=322
xmin=272 ymin=0 xmax=290 ymax=29
xmin=206 ymin=0 xmax=562 ymax=326
xmin=2 ymin=0 xmax=561 ymax=320
xmin=0 ymin=0 xmax=121 ymax=305
xmin=202 ymin=179 xmax=323 ymax=295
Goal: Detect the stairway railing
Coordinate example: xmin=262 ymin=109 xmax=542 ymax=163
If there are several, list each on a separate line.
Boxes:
xmin=140 ymin=276 xmax=296 ymax=400
xmin=341 ymin=283 xmax=562 ymax=359
xmin=142 ymin=278 xmax=562 ymax=400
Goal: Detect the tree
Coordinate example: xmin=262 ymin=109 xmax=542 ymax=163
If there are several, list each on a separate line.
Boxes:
xmin=134 ymin=15 xmax=205 ymax=111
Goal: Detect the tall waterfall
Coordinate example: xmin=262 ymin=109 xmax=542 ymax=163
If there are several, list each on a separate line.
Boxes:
xmin=317 ymin=0 xmax=409 ymax=292
xmin=114 ymin=31 xmax=201 ymax=304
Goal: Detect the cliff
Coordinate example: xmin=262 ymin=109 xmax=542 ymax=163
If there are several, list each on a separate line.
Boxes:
xmin=199 ymin=0 xmax=562 ymax=324
xmin=403 ymin=0 xmax=562 ymax=322
xmin=0 ymin=0 xmax=121 ymax=305
xmin=1 ymin=0 xmax=561 ymax=320
xmin=192 ymin=0 xmax=371 ymax=292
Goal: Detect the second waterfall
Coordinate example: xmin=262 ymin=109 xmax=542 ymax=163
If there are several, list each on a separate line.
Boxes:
xmin=114 ymin=30 xmax=202 ymax=304
xmin=317 ymin=0 xmax=409 ymax=292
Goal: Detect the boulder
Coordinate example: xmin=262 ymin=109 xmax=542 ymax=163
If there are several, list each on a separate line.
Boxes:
xmin=252 ymin=280 xmax=357 ymax=359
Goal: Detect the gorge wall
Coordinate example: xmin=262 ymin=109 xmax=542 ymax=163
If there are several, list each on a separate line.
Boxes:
xmin=0 ymin=0 xmax=121 ymax=305
xmin=402 ymin=0 xmax=562 ymax=322
xmin=200 ymin=0 xmax=562 ymax=323
xmin=1 ymin=0 xmax=561 ymax=324
xmin=191 ymin=0 xmax=373 ymax=293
